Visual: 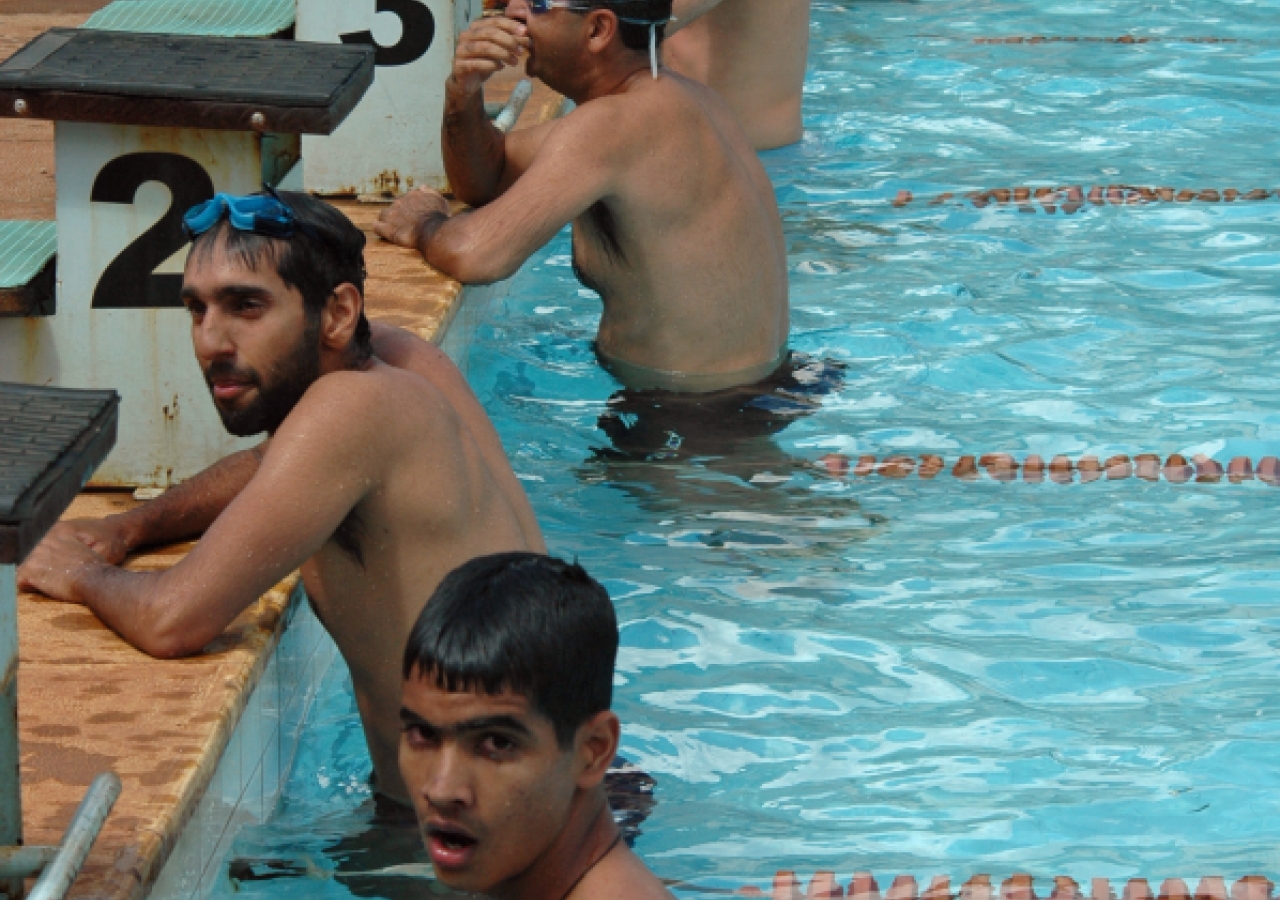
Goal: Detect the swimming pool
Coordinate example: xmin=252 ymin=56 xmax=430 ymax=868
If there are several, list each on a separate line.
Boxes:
xmin=222 ymin=0 xmax=1280 ymax=893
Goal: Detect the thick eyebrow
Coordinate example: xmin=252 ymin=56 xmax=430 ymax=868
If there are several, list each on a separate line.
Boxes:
xmin=215 ymin=284 xmax=272 ymax=301
xmin=180 ymin=284 xmax=272 ymax=304
xmin=399 ymin=709 xmax=534 ymax=739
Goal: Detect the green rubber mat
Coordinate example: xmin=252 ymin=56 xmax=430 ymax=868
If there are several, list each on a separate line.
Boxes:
xmin=85 ymin=0 xmax=295 ymax=38
xmin=0 ymin=221 xmax=56 ymax=290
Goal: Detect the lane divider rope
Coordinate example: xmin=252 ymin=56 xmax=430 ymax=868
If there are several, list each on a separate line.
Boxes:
xmin=719 ymin=871 xmax=1275 ymax=900
xmin=972 ymin=35 xmax=1239 ymax=44
xmin=886 ymin=186 xmax=1275 ymax=211
xmin=815 ymin=452 xmax=1280 ymax=485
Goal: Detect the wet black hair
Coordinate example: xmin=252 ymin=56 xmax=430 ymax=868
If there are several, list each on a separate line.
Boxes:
xmin=595 ymin=0 xmax=672 ymax=52
xmin=189 ymin=191 xmax=373 ymax=364
xmin=403 ymin=553 xmax=618 ymax=748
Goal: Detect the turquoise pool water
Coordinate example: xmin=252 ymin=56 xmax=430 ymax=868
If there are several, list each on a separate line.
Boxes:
xmin=224 ymin=0 xmax=1280 ymax=893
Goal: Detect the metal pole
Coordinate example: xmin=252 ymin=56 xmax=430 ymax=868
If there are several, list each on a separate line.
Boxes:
xmin=494 ymin=79 xmax=534 ymax=133
xmin=0 ymin=566 xmax=20 ymax=900
xmin=25 ymin=774 xmax=121 ymax=900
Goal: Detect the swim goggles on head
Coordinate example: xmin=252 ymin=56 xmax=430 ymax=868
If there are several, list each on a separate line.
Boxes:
xmin=527 ymin=0 xmax=592 ymax=10
xmin=525 ymin=0 xmax=674 ymax=79
xmin=182 ymin=187 xmax=307 ymax=241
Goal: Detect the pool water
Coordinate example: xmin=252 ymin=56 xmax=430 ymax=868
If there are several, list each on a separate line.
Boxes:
xmin=224 ymin=0 xmax=1280 ymax=893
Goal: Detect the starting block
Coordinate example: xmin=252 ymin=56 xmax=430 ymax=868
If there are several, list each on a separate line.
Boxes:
xmin=1 ymin=382 xmax=120 ymax=888
xmin=0 ymin=29 xmax=374 ymax=487
xmin=297 ymin=0 xmax=483 ymax=196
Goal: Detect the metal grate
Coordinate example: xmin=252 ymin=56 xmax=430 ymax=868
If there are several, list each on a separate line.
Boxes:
xmin=0 ymin=221 xmax=56 ymax=291
xmin=0 ymin=383 xmax=119 ymax=565
xmin=85 ymin=0 xmax=296 ymax=39
xmin=0 ymin=28 xmax=370 ymax=108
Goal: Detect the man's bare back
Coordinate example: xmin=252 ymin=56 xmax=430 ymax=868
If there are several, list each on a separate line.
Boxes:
xmin=375 ymin=3 xmax=789 ymax=392
xmin=17 ymin=199 xmax=544 ymax=805
xmin=297 ymin=353 xmax=543 ymax=802
xmin=665 ymin=0 xmax=811 ymax=150
xmin=567 ymin=70 xmax=790 ymax=388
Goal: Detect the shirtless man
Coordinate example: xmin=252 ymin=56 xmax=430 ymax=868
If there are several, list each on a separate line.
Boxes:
xmin=16 ymin=191 xmax=544 ymax=805
xmin=663 ymin=0 xmax=811 ymax=150
xmin=375 ymin=0 xmax=790 ymax=395
xmin=400 ymin=552 xmax=671 ymax=900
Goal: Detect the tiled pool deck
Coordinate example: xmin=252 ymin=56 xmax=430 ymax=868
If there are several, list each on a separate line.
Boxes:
xmin=0 ymin=3 xmax=565 ymax=895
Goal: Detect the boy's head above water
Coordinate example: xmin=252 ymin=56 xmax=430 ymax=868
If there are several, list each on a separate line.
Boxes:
xmin=180 ymin=191 xmax=373 ymax=437
xmin=399 ymin=552 xmax=635 ymax=898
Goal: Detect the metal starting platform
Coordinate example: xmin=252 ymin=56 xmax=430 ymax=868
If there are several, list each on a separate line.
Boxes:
xmin=0 ymin=382 xmax=122 ymax=900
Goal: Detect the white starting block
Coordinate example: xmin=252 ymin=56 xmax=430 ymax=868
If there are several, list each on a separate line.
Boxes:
xmin=297 ymin=0 xmax=483 ymax=196
xmin=0 ymin=29 xmax=374 ymax=487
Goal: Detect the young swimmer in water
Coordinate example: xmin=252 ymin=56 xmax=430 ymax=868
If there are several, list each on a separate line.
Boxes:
xmin=399 ymin=553 xmax=673 ymax=900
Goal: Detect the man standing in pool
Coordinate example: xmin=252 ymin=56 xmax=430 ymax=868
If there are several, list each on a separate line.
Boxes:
xmin=664 ymin=0 xmax=810 ymax=150
xmin=17 ymin=190 xmax=546 ymax=807
xmin=399 ymin=552 xmax=672 ymax=900
xmin=375 ymin=0 xmax=791 ymax=398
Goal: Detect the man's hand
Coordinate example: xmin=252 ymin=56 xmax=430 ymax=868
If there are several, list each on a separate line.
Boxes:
xmin=42 ymin=518 xmax=134 ymax=566
xmin=374 ymin=187 xmax=451 ymax=252
xmin=17 ymin=529 xmax=112 ymax=604
xmin=450 ymin=16 xmax=530 ymax=97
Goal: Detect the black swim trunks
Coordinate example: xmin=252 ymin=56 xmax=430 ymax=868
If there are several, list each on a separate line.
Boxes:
xmin=595 ymin=352 xmax=847 ymax=461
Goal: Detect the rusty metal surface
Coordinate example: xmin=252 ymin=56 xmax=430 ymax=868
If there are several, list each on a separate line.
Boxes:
xmin=0 ymin=255 xmax=55 ymax=317
xmin=298 ymin=0 xmax=482 ymax=196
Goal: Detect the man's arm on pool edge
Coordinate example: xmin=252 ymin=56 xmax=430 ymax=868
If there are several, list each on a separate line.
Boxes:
xmin=36 ymin=445 xmax=267 ymax=567
xmin=16 ymin=375 xmax=384 ymax=658
xmin=382 ymin=108 xmax=620 ymax=283
xmin=29 ymin=325 xmax=439 ymax=565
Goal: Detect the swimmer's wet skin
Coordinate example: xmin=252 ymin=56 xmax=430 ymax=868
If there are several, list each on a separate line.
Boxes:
xmin=15 ymin=191 xmax=544 ymax=806
xmin=374 ymin=0 xmax=790 ymax=395
xmin=397 ymin=553 xmax=673 ymax=900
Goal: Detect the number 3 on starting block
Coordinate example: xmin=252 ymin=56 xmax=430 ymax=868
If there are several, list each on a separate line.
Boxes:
xmin=298 ymin=0 xmax=483 ymax=196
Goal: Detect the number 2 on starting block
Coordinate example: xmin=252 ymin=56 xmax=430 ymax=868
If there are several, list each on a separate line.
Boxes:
xmin=0 ymin=125 xmax=261 ymax=486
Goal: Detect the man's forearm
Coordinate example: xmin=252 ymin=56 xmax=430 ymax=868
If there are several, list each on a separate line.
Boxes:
xmin=71 ymin=565 xmax=204 ymax=659
xmin=442 ymin=79 xmax=508 ymax=206
xmin=114 ymin=447 xmax=264 ymax=553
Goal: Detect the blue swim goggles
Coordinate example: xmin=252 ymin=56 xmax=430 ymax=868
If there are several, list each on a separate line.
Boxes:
xmin=527 ymin=1 xmax=592 ymax=11
xmin=182 ymin=187 xmax=307 ymax=241
xmin=527 ymin=0 xmax=668 ymax=22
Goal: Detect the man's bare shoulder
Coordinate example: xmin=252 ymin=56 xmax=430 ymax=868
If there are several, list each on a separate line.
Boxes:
xmin=277 ymin=363 xmax=454 ymax=447
xmin=573 ymin=846 xmax=675 ymax=900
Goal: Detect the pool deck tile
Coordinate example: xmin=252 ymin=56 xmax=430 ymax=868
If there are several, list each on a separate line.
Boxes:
xmin=19 ymin=494 xmax=299 ymax=900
